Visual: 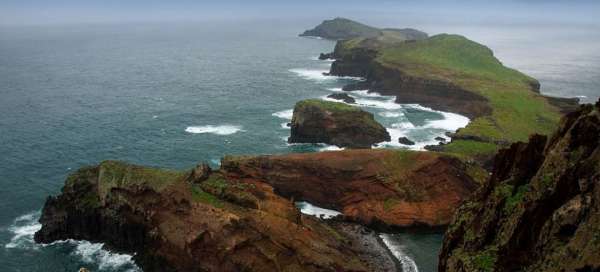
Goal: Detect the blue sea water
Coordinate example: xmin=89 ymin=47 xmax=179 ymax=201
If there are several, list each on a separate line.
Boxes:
xmin=0 ymin=20 xmax=598 ymax=271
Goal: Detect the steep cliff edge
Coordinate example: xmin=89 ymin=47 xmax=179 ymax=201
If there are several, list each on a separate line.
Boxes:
xmin=438 ymin=100 xmax=600 ymax=272
xmin=325 ymin=32 xmax=579 ymax=159
xmin=288 ymin=99 xmax=390 ymax=148
xmin=34 ymin=161 xmax=381 ymax=272
xmin=221 ymin=149 xmax=484 ymax=229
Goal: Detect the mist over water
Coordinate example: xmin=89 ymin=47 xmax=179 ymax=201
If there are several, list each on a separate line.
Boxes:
xmin=0 ymin=6 xmax=599 ymax=271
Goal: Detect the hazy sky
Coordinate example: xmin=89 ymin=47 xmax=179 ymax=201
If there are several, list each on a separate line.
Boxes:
xmin=1 ymin=0 xmax=598 ymax=26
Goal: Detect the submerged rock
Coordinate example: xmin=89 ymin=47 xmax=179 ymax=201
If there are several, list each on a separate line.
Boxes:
xmin=327 ymin=93 xmax=356 ymax=104
xmin=398 ymin=137 xmax=415 ymax=145
xmin=435 ymin=137 xmax=447 ymax=143
xmin=439 ymin=100 xmax=600 ymax=272
xmin=288 ymin=99 xmax=390 ymax=148
xmin=34 ymin=160 xmax=376 ymax=272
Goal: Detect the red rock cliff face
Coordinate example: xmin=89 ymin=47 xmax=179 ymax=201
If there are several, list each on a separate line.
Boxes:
xmin=34 ymin=161 xmax=376 ymax=272
xmin=221 ymin=149 xmax=481 ymax=229
xmin=438 ymin=100 xmax=600 ymax=272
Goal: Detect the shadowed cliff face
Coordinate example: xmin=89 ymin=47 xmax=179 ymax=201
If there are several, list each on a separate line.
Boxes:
xmin=34 ymin=161 xmax=378 ymax=272
xmin=439 ymin=100 xmax=600 ymax=272
xmin=221 ymin=149 xmax=483 ymax=229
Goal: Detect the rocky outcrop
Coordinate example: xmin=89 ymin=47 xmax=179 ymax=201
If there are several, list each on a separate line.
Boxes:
xmin=34 ymin=161 xmax=381 ymax=272
xmin=439 ymin=100 xmax=600 ymax=272
xmin=398 ymin=137 xmax=415 ymax=146
xmin=288 ymin=99 xmax=390 ymax=148
xmin=221 ymin=149 xmax=483 ymax=229
xmin=327 ymin=93 xmax=356 ymax=104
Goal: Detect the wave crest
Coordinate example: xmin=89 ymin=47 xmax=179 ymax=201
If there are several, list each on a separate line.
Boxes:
xmin=185 ymin=125 xmax=244 ymax=135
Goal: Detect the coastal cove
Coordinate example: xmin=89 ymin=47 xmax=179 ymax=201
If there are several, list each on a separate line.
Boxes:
xmin=1 ymin=19 xmax=599 ymax=272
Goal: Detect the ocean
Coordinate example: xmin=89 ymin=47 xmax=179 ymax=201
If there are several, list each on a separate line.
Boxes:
xmin=0 ymin=20 xmax=598 ymax=272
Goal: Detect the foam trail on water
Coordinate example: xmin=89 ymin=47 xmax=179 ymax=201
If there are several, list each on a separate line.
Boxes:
xmin=289 ymin=68 xmax=364 ymax=82
xmin=4 ymin=212 xmax=140 ymax=271
xmin=185 ymin=125 xmax=244 ymax=135
xmin=272 ymin=109 xmax=294 ymax=120
xmin=4 ymin=211 xmax=42 ymax=249
xmin=71 ymin=240 xmax=140 ymax=271
xmin=289 ymin=68 xmax=332 ymax=81
xmin=317 ymin=144 xmax=344 ymax=152
xmin=379 ymin=233 xmax=419 ymax=272
xmin=379 ymin=111 xmax=403 ymax=118
xmin=295 ymin=201 xmax=342 ymax=219
xmin=404 ymin=104 xmax=470 ymax=131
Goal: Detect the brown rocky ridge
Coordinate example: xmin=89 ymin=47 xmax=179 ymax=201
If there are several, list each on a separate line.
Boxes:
xmin=33 ymin=146 xmax=486 ymax=271
xmin=438 ymin=99 xmax=600 ymax=272
xmin=34 ymin=161 xmax=384 ymax=272
xmin=221 ymin=149 xmax=484 ymax=229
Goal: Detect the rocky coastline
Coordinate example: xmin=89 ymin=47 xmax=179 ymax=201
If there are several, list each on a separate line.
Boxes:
xmin=439 ymin=99 xmax=600 ymax=272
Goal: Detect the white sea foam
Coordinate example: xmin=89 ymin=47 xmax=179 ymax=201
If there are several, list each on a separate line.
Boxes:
xmin=272 ymin=109 xmax=294 ymax=120
xmin=289 ymin=68 xmax=331 ymax=81
xmin=349 ymin=89 xmax=384 ymax=98
xmin=379 ymin=111 xmax=403 ymax=118
xmin=354 ymin=97 xmax=402 ymax=110
xmin=185 ymin=125 xmax=244 ymax=135
xmin=4 ymin=212 xmax=140 ymax=271
xmin=4 ymin=211 xmax=42 ymax=249
xmin=317 ymin=144 xmax=344 ymax=152
xmin=280 ymin=122 xmax=290 ymax=129
xmin=72 ymin=240 xmax=140 ymax=271
xmin=289 ymin=68 xmax=364 ymax=82
xmin=379 ymin=233 xmax=419 ymax=272
xmin=403 ymin=104 xmax=470 ymax=131
xmin=295 ymin=201 xmax=342 ymax=219
xmin=327 ymin=87 xmax=343 ymax=92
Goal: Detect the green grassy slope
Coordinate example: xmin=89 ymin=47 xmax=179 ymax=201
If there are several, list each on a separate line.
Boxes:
xmin=343 ymin=34 xmax=562 ymax=156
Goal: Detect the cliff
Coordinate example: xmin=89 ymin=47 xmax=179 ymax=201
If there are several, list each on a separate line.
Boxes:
xmin=325 ymin=32 xmax=579 ymax=159
xmin=34 ymin=161 xmax=381 ymax=272
xmin=288 ymin=99 xmax=390 ymax=148
xmin=300 ymin=17 xmax=427 ymax=41
xmin=438 ymin=100 xmax=600 ymax=272
xmin=221 ymin=149 xmax=485 ymax=229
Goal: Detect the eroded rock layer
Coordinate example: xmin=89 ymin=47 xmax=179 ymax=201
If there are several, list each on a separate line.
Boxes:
xmin=221 ymin=149 xmax=483 ymax=229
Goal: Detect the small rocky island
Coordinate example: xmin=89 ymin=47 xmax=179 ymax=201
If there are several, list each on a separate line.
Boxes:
xmin=299 ymin=17 xmax=428 ymax=41
xmin=288 ymin=99 xmax=390 ymax=148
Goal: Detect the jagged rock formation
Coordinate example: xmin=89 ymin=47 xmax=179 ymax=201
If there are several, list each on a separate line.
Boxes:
xmin=221 ymin=149 xmax=484 ymax=229
xmin=398 ymin=137 xmax=415 ymax=146
xmin=288 ymin=99 xmax=390 ymax=148
xmin=327 ymin=93 xmax=356 ymax=104
xmin=439 ymin=100 xmax=600 ymax=272
xmin=299 ymin=17 xmax=427 ymax=41
xmin=34 ymin=161 xmax=383 ymax=272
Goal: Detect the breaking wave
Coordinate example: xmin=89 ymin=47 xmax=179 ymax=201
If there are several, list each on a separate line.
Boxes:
xmin=185 ymin=125 xmax=244 ymax=135
xmin=379 ymin=233 xmax=419 ymax=272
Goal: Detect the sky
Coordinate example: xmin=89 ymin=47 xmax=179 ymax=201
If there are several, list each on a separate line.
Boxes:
xmin=0 ymin=0 xmax=599 ymax=26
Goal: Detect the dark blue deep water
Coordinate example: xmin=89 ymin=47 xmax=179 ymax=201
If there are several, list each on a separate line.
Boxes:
xmin=0 ymin=20 xmax=598 ymax=272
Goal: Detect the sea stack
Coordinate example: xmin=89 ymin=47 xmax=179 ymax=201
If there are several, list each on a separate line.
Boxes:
xmin=288 ymin=99 xmax=390 ymax=148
